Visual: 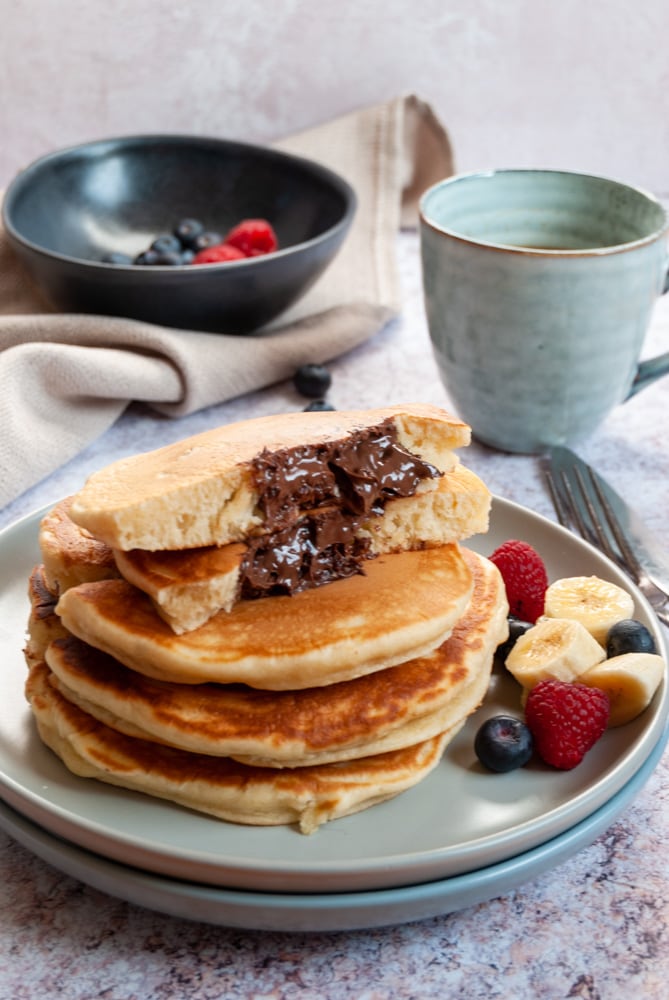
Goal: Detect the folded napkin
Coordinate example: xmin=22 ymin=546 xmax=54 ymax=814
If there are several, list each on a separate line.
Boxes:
xmin=0 ymin=94 xmax=453 ymax=507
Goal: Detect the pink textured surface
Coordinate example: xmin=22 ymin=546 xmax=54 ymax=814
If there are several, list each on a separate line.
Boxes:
xmin=1 ymin=234 xmax=668 ymax=997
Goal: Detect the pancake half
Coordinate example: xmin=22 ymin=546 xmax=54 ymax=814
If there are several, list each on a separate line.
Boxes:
xmin=38 ymin=496 xmax=119 ymax=594
xmin=68 ymin=404 xmax=470 ymax=552
xmin=113 ymin=463 xmax=490 ymax=633
xmin=26 ymin=659 xmax=457 ymax=834
xmin=45 ymin=550 xmax=508 ymax=766
xmin=55 ymin=544 xmax=474 ymax=689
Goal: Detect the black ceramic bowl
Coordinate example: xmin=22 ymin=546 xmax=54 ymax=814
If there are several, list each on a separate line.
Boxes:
xmin=2 ymin=135 xmax=356 ymax=333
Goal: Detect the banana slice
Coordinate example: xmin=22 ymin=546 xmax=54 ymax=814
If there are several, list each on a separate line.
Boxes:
xmin=505 ymin=617 xmax=606 ymax=692
xmin=543 ymin=576 xmax=634 ymax=645
xmin=579 ymin=652 xmax=665 ymax=726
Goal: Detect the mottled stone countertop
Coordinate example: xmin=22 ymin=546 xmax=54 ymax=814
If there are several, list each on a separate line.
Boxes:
xmin=1 ymin=235 xmax=668 ymax=999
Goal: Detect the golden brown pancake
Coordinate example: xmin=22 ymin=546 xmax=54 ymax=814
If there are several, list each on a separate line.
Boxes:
xmin=38 ymin=496 xmax=119 ymax=594
xmin=26 ymin=659 xmax=457 ymax=834
xmin=55 ymin=544 xmax=474 ymax=689
xmin=45 ymin=550 xmax=507 ymax=766
xmin=24 ymin=565 xmax=69 ymax=668
xmin=113 ymin=463 xmax=490 ymax=633
xmin=68 ymin=404 xmax=470 ymax=551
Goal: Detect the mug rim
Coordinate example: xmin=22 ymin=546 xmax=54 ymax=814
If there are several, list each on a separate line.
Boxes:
xmin=419 ymin=168 xmax=669 ymax=257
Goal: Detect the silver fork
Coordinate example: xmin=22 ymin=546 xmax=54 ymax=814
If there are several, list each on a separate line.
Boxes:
xmin=545 ymin=452 xmax=669 ymax=628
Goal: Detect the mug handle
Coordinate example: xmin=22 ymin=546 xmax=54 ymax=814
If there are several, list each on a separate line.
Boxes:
xmin=626 ymin=261 xmax=669 ymax=399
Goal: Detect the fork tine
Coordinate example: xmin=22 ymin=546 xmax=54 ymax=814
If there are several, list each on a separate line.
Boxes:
xmin=569 ymin=466 xmax=623 ymax=566
xmin=584 ymin=467 xmax=645 ymax=580
xmin=544 ymin=466 xmax=570 ymax=528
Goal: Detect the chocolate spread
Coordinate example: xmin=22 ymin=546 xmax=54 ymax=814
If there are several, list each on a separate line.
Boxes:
xmin=240 ymin=420 xmax=441 ymax=598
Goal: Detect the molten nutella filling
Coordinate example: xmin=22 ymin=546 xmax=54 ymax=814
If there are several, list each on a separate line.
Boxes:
xmin=239 ymin=420 xmax=441 ymax=598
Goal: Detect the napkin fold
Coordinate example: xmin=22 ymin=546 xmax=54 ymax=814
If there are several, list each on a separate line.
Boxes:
xmin=0 ymin=94 xmax=453 ymax=507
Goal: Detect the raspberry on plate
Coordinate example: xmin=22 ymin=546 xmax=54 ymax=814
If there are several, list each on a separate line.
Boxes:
xmin=489 ymin=539 xmax=548 ymax=623
xmin=224 ymin=218 xmax=278 ymax=256
xmin=192 ymin=244 xmax=246 ymax=265
xmin=525 ymin=678 xmax=610 ymax=770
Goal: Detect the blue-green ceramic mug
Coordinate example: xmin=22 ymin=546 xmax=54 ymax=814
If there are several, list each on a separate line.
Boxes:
xmin=420 ymin=170 xmax=669 ymax=453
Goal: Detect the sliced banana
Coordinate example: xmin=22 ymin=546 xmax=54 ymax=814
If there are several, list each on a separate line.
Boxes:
xmin=505 ymin=617 xmax=606 ymax=692
xmin=579 ymin=653 xmax=665 ymax=727
xmin=543 ymin=576 xmax=634 ymax=645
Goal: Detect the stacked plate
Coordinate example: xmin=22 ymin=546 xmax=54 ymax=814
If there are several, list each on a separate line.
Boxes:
xmin=1 ymin=497 xmax=667 ymax=932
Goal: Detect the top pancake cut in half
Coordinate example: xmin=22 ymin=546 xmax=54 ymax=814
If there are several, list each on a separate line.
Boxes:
xmin=67 ymin=404 xmax=471 ymax=552
xmin=55 ymin=544 xmax=474 ymax=689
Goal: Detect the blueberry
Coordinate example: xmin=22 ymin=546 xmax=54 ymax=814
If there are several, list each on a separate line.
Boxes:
xmin=134 ymin=249 xmax=161 ymax=265
xmin=294 ymin=363 xmax=332 ymax=399
xmin=495 ymin=616 xmax=534 ymax=663
xmin=152 ymin=251 xmax=183 ymax=266
xmin=151 ymin=234 xmax=182 ymax=255
xmin=180 ymin=249 xmax=195 ymax=265
xmin=174 ymin=218 xmax=205 ymax=249
xmin=474 ymin=715 xmax=534 ymax=773
xmin=606 ymin=619 xmax=657 ymax=657
xmin=100 ymin=251 xmax=133 ymax=265
xmin=303 ymin=400 xmax=336 ymax=412
xmin=192 ymin=231 xmax=223 ymax=252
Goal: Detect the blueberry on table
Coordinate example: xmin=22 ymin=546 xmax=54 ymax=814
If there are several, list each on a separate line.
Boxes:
xmin=303 ymin=400 xmax=336 ymax=412
xmin=174 ymin=218 xmax=205 ymax=248
xmin=606 ymin=619 xmax=657 ymax=657
xmin=474 ymin=715 xmax=534 ymax=773
xmin=294 ymin=363 xmax=332 ymax=398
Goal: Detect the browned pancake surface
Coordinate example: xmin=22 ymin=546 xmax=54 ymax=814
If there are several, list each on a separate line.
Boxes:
xmin=46 ymin=550 xmax=507 ymax=765
xmin=55 ymin=545 xmax=474 ymax=688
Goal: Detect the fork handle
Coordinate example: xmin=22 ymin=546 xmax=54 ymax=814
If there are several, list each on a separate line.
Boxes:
xmin=627 ymin=352 xmax=669 ymax=398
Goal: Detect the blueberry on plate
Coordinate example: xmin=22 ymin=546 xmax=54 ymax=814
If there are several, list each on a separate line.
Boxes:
xmin=606 ymin=619 xmax=657 ymax=657
xmin=474 ymin=715 xmax=534 ymax=773
xmin=294 ymin=363 xmax=332 ymax=398
xmin=495 ymin=616 xmax=534 ymax=663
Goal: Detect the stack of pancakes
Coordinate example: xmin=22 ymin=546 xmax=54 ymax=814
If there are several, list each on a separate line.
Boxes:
xmin=24 ymin=404 xmax=508 ymax=833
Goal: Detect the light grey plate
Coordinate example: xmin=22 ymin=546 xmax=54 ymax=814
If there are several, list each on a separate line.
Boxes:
xmin=1 ymin=732 xmax=665 ymax=932
xmin=0 ymin=497 xmax=666 ymax=894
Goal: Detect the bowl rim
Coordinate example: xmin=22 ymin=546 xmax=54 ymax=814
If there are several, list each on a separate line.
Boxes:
xmin=2 ymin=133 xmax=357 ymax=272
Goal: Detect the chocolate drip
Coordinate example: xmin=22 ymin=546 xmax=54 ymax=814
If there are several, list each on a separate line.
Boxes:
xmin=240 ymin=508 xmax=371 ymax=599
xmin=252 ymin=420 xmax=440 ymax=527
xmin=237 ymin=421 xmax=442 ymax=600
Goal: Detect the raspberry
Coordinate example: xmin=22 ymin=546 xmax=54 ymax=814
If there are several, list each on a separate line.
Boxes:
xmin=192 ymin=243 xmax=246 ymax=265
xmin=224 ymin=218 xmax=278 ymax=256
xmin=489 ymin=539 xmax=548 ymax=622
xmin=525 ymin=679 xmax=610 ymax=769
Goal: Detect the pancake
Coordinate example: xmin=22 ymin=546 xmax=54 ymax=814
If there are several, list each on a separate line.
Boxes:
xmin=24 ymin=565 xmax=69 ymax=668
xmin=25 ymin=659 xmax=457 ymax=834
xmin=55 ymin=544 xmax=474 ymax=689
xmin=38 ymin=496 xmax=119 ymax=594
xmin=68 ymin=404 xmax=470 ymax=552
xmin=45 ymin=549 xmax=508 ymax=767
xmin=112 ymin=463 xmax=490 ymax=633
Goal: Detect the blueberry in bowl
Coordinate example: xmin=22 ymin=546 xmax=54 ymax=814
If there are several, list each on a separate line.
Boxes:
xmin=2 ymin=134 xmax=356 ymax=334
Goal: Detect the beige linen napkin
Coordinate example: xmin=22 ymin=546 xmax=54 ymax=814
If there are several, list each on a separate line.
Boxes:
xmin=0 ymin=94 xmax=453 ymax=507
